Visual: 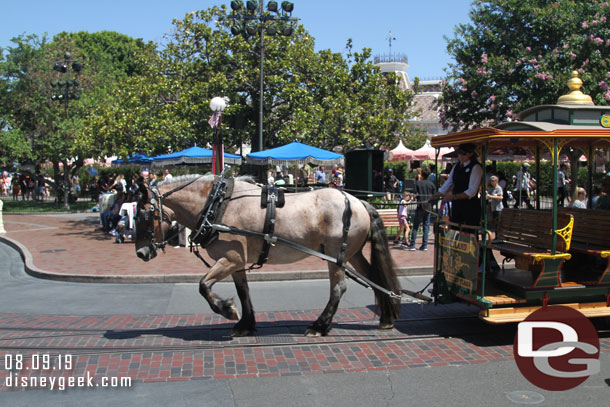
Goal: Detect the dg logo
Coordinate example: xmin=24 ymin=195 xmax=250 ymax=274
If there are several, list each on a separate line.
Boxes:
xmin=514 ymin=305 xmax=600 ymax=391
xmin=601 ymin=114 xmax=610 ymax=128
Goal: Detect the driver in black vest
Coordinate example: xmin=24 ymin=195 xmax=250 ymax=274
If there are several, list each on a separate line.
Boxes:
xmin=429 ymin=143 xmax=482 ymax=226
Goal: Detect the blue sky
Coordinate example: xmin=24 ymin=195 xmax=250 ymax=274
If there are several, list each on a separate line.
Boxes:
xmin=1 ymin=0 xmax=473 ymax=79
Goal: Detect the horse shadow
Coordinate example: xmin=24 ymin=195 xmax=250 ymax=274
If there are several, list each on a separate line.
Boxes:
xmin=104 ymin=323 xmax=237 ymax=343
xmin=101 ymin=308 xmax=609 ymax=350
xmin=103 ymin=320 xmax=319 ymax=343
xmin=101 ymin=302 xmax=519 ymax=347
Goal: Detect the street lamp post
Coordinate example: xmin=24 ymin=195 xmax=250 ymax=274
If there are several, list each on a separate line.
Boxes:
xmin=50 ymin=52 xmax=82 ymax=118
xmin=209 ymin=97 xmax=228 ymax=175
xmin=228 ymin=0 xmax=297 ymax=152
xmin=50 ymin=52 xmax=82 ymax=209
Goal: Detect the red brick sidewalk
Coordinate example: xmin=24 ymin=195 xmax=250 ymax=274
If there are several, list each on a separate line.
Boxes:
xmin=0 ymin=305 xmax=516 ymax=388
xmin=0 ymin=213 xmax=433 ymax=283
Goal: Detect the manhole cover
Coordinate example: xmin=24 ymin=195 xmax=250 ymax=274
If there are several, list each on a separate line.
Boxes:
xmin=257 ymin=334 xmax=294 ymax=344
xmin=506 ymin=391 xmax=545 ymax=405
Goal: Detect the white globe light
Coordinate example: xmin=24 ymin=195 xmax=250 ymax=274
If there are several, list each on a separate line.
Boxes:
xmin=210 ymin=96 xmax=227 ymax=112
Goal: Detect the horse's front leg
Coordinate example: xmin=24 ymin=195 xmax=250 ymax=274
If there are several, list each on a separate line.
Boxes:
xmin=199 ymin=257 xmax=241 ymax=321
xmin=305 ymin=264 xmax=347 ymax=337
xmin=230 ymin=271 xmax=256 ymax=337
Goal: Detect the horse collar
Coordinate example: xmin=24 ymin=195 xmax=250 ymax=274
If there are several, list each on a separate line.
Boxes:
xmin=190 ymin=176 xmax=235 ymax=248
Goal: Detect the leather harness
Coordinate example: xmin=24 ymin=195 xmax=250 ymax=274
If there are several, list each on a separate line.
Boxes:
xmin=254 ymin=186 xmax=284 ymax=268
xmin=150 ymin=172 xmax=402 ymax=300
xmin=190 ymin=175 xmax=235 ymax=248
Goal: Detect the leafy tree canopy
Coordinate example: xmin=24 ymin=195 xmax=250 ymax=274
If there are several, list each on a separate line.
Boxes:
xmin=0 ymin=31 xmax=153 ymax=206
xmin=87 ymin=6 xmax=419 ymax=157
xmin=440 ymin=0 xmax=610 ymax=131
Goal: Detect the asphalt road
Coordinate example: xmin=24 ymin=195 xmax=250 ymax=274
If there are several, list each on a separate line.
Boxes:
xmin=0 ymin=241 xmax=426 ymax=315
xmin=1 ymin=242 xmax=610 ymax=407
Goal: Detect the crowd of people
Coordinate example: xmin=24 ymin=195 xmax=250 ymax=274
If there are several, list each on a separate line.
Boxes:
xmin=5 ymin=153 xmax=609 ymax=249
xmin=266 ymin=165 xmax=344 ymax=188
xmin=96 ymin=169 xmax=176 ymax=243
xmin=0 ymin=171 xmax=53 ymax=201
xmin=382 ymin=142 xmax=610 ymax=252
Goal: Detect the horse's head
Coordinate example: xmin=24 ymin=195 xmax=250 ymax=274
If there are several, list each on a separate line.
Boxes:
xmin=134 ymin=179 xmax=175 ymax=261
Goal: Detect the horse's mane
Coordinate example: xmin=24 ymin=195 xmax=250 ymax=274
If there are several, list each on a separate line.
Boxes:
xmin=157 ymin=174 xmax=212 ymax=187
xmin=157 ymin=174 xmax=256 ymax=187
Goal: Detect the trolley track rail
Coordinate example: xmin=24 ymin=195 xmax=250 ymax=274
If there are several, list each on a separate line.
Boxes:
xmin=0 ymin=313 xmax=516 ymax=360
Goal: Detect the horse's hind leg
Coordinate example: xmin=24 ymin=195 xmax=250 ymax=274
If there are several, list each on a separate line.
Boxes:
xmin=349 ymin=251 xmax=394 ymax=329
xmin=198 ymin=257 xmax=240 ymax=321
xmin=230 ymin=271 xmax=256 ymax=337
xmin=305 ymin=264 xmax=346 ymax=337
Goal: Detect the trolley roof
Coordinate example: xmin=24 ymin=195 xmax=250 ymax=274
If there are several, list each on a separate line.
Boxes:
xmin=431 ymin=71 xmax=610 ymax=152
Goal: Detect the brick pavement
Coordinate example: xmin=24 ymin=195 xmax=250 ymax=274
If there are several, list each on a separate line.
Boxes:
xmin=2 ymin=303 xmax=588 ymax=390
xmin=0 ymin=213 xmax=434 ymax=283
xmin=1 ymin=305 xmax=608 ymax=389
xmin=2 ymin=212 xmax=610 ymax=390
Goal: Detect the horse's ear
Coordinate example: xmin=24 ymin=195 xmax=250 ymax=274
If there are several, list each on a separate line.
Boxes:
xmin=136 ymin=177 xmax=148 ymax=202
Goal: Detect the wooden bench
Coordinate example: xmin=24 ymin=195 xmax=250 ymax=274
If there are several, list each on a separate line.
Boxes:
xmin=378 ymin=208 xmax=400 ymax=228
xmin=492 ymin=209 xmax=573 ymax=289
xmin=559 ymin=207 xmax=610 ymax=284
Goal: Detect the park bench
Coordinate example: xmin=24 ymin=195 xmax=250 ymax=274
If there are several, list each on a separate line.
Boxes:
xmin=559 ymin=207 xmax=610 ymax=285
xmin=491 ymin=208 xmax=573 ymax=289
xmin=378 ymin=208 xmax=401 ymax=239
xmin=378 ymin=208 xmax=400 ymax=228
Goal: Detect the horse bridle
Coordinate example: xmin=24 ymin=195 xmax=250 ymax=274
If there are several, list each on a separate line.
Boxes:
xmin=140 ymin=174 xmax=205 ymax=251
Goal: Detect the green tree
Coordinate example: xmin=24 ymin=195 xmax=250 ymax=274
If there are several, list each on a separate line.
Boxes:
xmin=0 ymin=32 xmax=153 ymax=206
xmin=440 ymin=0 xmax=610 ymax=131
xmin=90 ymin=6 xmax=419 ymax=157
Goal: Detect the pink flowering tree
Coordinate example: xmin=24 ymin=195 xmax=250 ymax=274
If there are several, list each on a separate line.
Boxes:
xmin=439 ymin=0 xmax=610 ymax=131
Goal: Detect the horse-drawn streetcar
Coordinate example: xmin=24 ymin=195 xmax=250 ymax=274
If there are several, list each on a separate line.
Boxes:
xmin=133 ymin=72 xmax=610 ymax=335
xmin=429 ymin=72 xmax=610 ymax=324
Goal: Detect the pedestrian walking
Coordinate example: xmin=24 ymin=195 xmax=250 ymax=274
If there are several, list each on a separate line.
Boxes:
xmin=403 ymin=167 xmax=436 ymax=251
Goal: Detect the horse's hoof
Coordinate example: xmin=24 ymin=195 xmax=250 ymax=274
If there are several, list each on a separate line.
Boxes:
xmin=379 ymin=322 xmax=394 ymax=330
xmin=231 ymin=328 xmax=255 ymax=337
xmin=226 ymin=303 xmax=240 ymax=321
xmin=220 ymin=300 xmax=240 ymax=321
xmin=304 ymin=323 xmax=330 ymax=337
xmin=304 ymin=328 xmax=323 ymax=337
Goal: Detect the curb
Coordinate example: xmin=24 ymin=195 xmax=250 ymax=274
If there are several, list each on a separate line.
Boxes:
xmin=0 ymin=235 xmax=432 ymax=284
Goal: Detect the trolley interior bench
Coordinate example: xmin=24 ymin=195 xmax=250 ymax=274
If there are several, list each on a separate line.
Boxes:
xmin=491 ymin=208 xmax=573 ymax=290
xmin=559 ymin=207 xmax=610 ymax=285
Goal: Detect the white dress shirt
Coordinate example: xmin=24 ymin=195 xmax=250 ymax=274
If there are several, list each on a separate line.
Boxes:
xmin=438 ymin=159 xmax=483 ymax=198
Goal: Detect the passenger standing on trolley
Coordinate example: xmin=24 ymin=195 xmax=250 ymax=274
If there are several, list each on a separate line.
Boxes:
xmin=428 ymin=143 xmax=482 ymax=226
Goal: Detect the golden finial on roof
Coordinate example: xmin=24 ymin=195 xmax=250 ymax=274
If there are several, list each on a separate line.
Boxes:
xmin=557 ymin=71 xmax=594 ymax=105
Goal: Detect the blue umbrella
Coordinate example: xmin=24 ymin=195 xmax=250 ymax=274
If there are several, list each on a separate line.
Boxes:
xmin=151 ymin=146 xmax=242 ymax=167
xmin=111 ymin=153 xmax=153 ymax=167
xmin=246 ymin=141 xmax=343 ymax=166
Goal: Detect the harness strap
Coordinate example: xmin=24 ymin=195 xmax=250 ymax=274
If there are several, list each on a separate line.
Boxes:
xmin=189 ymin=176 xmax=235 ymax=248
xmin=211 ymin=223 xmax=401 ymax=300
xmin=255 ymin=186 xmax=279 ymax=268
xmin=336 ymin=191 xmax=352 ymax=267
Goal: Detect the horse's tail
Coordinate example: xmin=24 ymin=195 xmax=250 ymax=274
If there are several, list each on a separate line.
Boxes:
xmin=361 ymin=200 xmax=401 ymax=322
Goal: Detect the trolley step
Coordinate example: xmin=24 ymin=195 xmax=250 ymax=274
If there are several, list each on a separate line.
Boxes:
xmin=480 ymin=302 xmax=610 ymax=324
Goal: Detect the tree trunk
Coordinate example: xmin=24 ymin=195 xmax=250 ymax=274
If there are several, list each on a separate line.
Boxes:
xmin=63 ymin=161 xmax=71 ymax=210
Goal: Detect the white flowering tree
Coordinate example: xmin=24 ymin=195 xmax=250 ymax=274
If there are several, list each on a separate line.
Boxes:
xmin=439 ymin=0 xmax=610 ymax=131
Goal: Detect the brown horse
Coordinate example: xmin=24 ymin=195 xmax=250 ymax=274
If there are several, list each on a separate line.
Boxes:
xmin=134 ymin=174 xmax=400 ymax=337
